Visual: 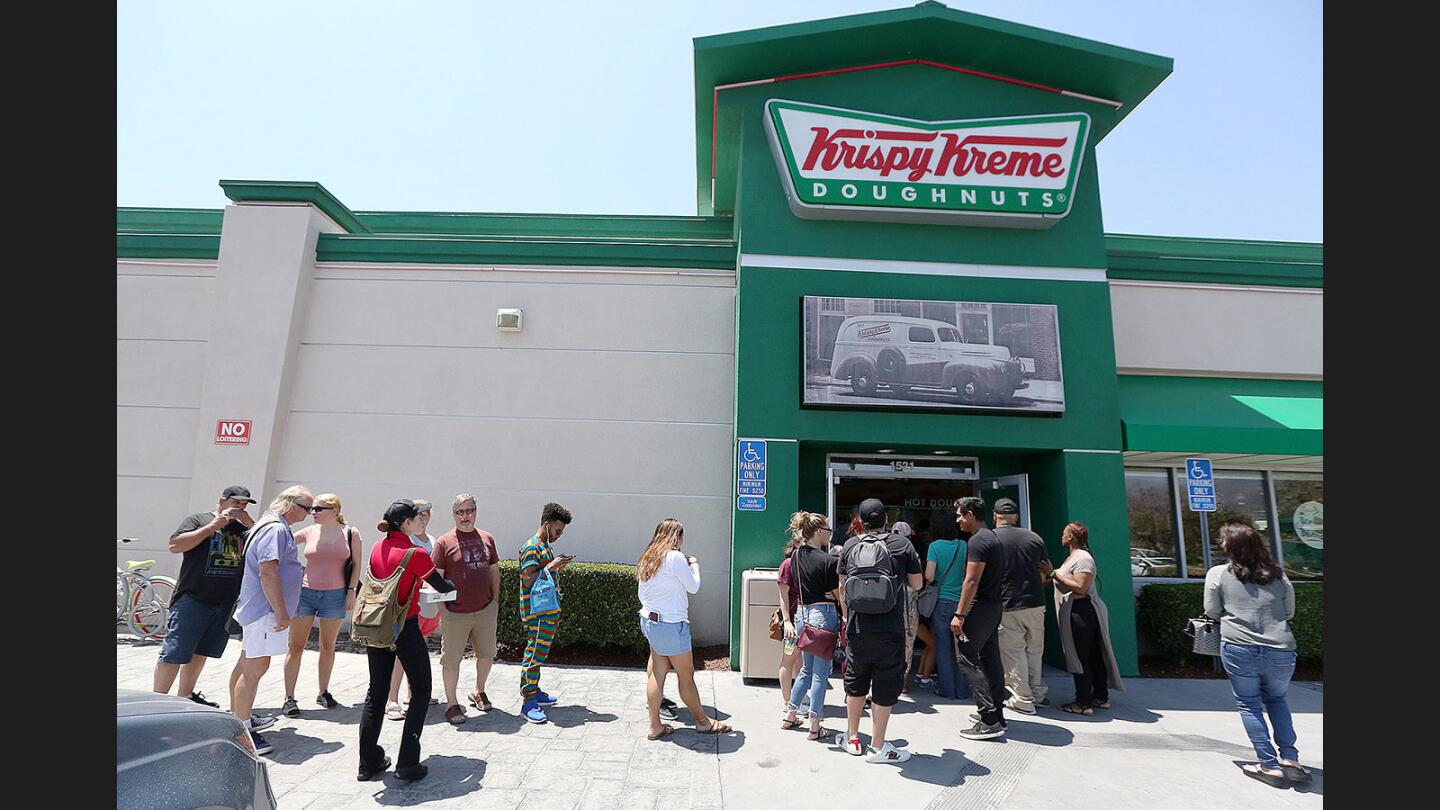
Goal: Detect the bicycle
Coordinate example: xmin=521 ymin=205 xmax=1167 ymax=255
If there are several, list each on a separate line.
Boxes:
xmin=117 ymin=538 xmax=177 ymax=639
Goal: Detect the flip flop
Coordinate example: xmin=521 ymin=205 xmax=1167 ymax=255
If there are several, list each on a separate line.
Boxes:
xmin=1281 ymin=764 xmax=1313 ymax=785
xmin=1242 ymin=764 xmax=1287 ymax=788
xmin=697 ymin=719 xmax=733 ymax=734
xmin=1059 ymin=702 xmax=1094 ymax=716
xmin=647 ymin=725 xmax=674 ymax=741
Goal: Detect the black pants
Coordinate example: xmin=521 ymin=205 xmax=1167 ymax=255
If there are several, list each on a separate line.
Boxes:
xmin=955 ymin=601 xmax=1007 ymax=726
xmin=358 ymin=617 xmax=430 ymax=770
xmin=1069 ymin=598 xmax=1109 ymax=705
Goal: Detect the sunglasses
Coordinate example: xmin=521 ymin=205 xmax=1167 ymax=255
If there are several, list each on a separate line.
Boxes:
xmin=454 ymin=508 xmax=477 ymax=515
xmin=308 ymin=505 xmax=332 ymax=513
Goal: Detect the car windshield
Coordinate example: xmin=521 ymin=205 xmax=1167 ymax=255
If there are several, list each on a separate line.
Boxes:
xmin=937 ymin=327 xmax=962 ymax=343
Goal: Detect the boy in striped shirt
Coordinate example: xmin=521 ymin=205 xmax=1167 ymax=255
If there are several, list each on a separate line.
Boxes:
xmin=518 ymin=502 xmax=574 ymax=723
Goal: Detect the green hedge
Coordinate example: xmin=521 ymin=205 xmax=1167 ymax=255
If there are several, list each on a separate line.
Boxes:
xmin=494 ymin=560 xmax=647 ymax=653
xmin=1135 ymin=582 xmax=1322 ymax=664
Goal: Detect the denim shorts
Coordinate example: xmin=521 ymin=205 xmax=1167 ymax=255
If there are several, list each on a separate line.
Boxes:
xmin=296 ymin=586 xmax=347 ymax=620
xmin=158 ymin=594 xmax=233 ymax=664
xmin=640 ymin=616 xmax=693 ymax=656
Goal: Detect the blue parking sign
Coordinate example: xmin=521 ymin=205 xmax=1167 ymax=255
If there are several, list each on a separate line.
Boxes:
xmin=1185 ymin=457 xmax=1216 ymax=512
xmin=737 ymin=439 xmax=767 ymax=509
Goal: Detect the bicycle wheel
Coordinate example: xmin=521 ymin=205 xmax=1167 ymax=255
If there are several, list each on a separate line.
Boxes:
xmin=116 ymin=575 xmax=127 ymax=624
xmin=125 ymin=575 xmax=172 ymax=640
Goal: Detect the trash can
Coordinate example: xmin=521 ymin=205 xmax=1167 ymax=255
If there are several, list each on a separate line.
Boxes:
xmin=740 ymin=568 xmax=783 ymax=680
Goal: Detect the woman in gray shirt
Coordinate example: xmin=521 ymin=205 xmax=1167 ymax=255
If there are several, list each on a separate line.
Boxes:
xmin=1203 ymin=523 xmax=1310 ymax=788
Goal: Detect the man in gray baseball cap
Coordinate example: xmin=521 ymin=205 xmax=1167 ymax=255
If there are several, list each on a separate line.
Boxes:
xmin=993 ymin=498 xmax=1052 ymax=715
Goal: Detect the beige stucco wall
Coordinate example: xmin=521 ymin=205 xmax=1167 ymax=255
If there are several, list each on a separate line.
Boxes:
xmin=1109 ymin=280 xmax=1322 ymax=378
xmin=116 ymin=204 xmax=738 ymax=643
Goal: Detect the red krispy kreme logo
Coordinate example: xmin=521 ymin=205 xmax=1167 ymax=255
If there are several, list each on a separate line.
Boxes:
xmin=214 ymin=420 xmax=251 ymax=445
xmin=801 ymin=128 xmax=1069 ymax=183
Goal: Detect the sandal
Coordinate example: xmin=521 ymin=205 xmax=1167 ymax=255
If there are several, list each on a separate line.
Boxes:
xmin=697 ymin=718 xmax=733 ymax=734
xmin=1091 ymin=700 xmax=1111 ymax=710
xmin=647 ymin=724 xmax=674 ymax=741
xmin=445 ymin=704 xmax=467 ymax=725
xmin=1280 ymin=763 xmax=1313 ymax=785
xmin=385 ymin=701 xmax=405 ymax=721
xmin=468 ymin=691 xmax=492 ymax=712
xmin=1241 ymin=763 xmax=1287 ymax=788
xmin=780 ymin=717 xmax=804 ymax=731
xmin=1059 ymin=702 xmax=1095 ymax=716
xmin=807 ymin=726 xmax=830 ymax=741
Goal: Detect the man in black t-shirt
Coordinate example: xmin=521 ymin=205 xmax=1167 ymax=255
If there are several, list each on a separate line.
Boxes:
xmin=152 ymin=485 xmax=256 ymax=706
xmin=835 ymin=499 xmax=923 ymax=764
xmin=948 ymin=496 xmax=1010 ymax=740
xmin=994 ymin=498 xmax=1051 ymax=715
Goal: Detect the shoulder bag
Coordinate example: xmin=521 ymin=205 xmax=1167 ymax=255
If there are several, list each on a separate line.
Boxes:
xmin=917 ymin=542 xmax=963 ymax=619
xmin=792 ymin=547 xmax=839 ymax=659
xmin=343 ymin=526 xmax=360 ymax=592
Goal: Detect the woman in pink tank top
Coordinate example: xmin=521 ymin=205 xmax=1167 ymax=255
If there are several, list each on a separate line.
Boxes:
xmin=282 ymin=492 xmax=361 ymax=716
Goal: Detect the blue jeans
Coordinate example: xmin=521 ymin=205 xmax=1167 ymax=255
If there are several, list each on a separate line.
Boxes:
xmin=929 ymin=599 xmax=971 ymax=700
xmin=1220 ymin=642 xmax=1299 ymax=769
xmin=788 ymin=603 xmax=839 ymax=720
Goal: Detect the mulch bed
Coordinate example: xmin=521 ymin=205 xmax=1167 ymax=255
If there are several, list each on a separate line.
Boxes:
xmin=1139 ymin=655 xmax=1322 ymax=682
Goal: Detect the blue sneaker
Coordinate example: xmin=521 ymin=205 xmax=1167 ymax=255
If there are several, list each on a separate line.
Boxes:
xmin=533 ymin=691 xmax=558 ymax=706
xmin=521 ymin=700 xmax=548 ymax=724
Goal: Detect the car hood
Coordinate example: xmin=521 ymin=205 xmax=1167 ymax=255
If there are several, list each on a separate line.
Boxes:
xmin=945 ymin=344 xmax=1013 ymax=361
xmin=117 ymin=689 xmax=226 ymax=719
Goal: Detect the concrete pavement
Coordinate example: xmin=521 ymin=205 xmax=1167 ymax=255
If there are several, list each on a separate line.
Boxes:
xmin=116 ymin=636 xmax=1322 ymax=808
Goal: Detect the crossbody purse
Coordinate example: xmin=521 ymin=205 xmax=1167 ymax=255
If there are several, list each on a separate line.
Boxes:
xmin=792 ymin=548 xmax=839 ymax=659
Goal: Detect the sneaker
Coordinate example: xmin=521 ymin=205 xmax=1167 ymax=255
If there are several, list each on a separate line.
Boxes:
xmin=249 ymin=730 xmax=274 ymax=755
xmin=968 ymin=711 xmax=1008 ymax=727
xmin=188 ymin=691 xmax=219 ymax=708
xmin=865 ymin=741 xmax=913 ymax=763
xmin=658 ymin=698 xmax=678 ymax=722
xmin=358 ymin=755 xmax=391 ymax=782
xmin=534 ymin=690 xmax=559 ymax=706
xmin=914 ymin=676 xmax=937 ymax=688
xmin=522 ymin=700 xmax=548 ymax=724
xmin=835 ymin=732 xmax=865 ymax=756
xmin=282 ymin=696 xmax=301 ymax=717
xmin=959 ymin=720 xmax=1006 ymax=741
xmin=316 ymin=692 xmax=340 ymax=709
xmin=1004 ymin=698 xmax=1037 ymax=715
xmin=247 ymin=714 xmax=277 ymax=732
xmin=395 ymin=764 xmax=429 ymax=782
xmin=1038 ymin=697 xmax=1051 ymax=707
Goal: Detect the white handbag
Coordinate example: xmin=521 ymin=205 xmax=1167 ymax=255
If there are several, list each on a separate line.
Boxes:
xmin=1184 ymin=617 xmax=1221 ymax=657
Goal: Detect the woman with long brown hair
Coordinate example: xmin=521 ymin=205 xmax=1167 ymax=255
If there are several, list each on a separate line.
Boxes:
xmin=1049 ymin=522 xmax=1125 ymax=716
xmin=775 ymin=521 xmax=807 ymax=712
xmin=779 ymin=511 xmax=843 ymax=740
xmin=1204 ymin=523 xmax=1309 ymax=788
xmin=636 ymin=518 xmax=733 ymax=740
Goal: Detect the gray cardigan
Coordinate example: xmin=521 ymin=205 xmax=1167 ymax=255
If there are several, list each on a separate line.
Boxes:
xmin=1202 ymin=565 xmax=1296 ymax=650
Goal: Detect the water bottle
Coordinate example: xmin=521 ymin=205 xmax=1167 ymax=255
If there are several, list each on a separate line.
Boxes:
xmin=783 ymin=634 xmax=797 ymax=656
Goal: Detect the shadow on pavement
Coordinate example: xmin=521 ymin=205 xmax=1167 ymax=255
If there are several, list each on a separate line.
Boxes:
xmin=896 ymin=747 xmax=991 ymax=786
xmin=260 ymin=726 xmax=344 ymax=764
xmin=1001 ymin=719 xmax=1075 ymax=747
xmin=373 ymin=755 xmax=486 ymax=805
xmin=1227 ymin=760 xmax=1323 ymax=796
xmin=547 ymin=705 xmax=619 ymax=729
xmin=453 ymin=707 xmax=529 ymax=735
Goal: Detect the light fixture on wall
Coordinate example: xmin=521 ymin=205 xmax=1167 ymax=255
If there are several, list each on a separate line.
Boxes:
xmin=932 ymin=450 xmax=952 ymax=455
xmin=876 ymin=448 xmax=895 ymax=454
xmin=496 ymin=308 xmax=523 ymax=332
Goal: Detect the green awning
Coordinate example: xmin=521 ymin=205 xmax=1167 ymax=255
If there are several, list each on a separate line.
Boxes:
xmin=1118 ymin=376 xmax=1322 ymax=456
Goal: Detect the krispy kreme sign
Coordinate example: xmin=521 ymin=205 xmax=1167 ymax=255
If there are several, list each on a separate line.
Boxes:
xmin=764 ymin=99 xmax=1090 ymax=228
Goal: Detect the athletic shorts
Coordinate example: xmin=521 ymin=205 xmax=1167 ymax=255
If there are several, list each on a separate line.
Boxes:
xmin=843 ymin=632 xmax=906 ymax=707
xmin=157 ymin=594 xmax=232 ymax=664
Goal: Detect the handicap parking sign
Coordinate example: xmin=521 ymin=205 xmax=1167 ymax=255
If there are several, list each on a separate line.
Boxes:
xmin=1185 ymin=457 xmax=1216 ymax=512
xmin=737 ymin=439 xmax=767 ymax=510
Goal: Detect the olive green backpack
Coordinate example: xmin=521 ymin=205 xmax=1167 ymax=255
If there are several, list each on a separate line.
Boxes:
xmin=350 ymin=547 xmax=419 ymax=650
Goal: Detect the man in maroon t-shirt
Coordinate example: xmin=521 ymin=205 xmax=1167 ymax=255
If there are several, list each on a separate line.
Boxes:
xmin=432 ymin=493 xmax=501 ymax=724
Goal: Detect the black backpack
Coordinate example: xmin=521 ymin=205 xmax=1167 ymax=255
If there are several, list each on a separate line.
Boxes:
xmin=842 ymin=531 xmax=898 ymax=615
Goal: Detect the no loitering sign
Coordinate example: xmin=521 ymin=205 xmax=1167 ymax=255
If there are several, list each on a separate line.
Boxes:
xmin=215 ymin=419 xmax=252 ymax=446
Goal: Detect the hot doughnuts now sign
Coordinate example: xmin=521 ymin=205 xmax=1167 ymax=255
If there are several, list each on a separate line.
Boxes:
xmin=764 ymin=99 xmax=1091 ymax=229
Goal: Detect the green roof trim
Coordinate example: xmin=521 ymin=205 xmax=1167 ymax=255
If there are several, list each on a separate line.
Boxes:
xmin=1119 ymin=375 xmax=1322 ymax=456
xmin=117 ymin=207 xmax=225 ymax=235
xmin=218 ymin=180 xmax=370 ymax=234
xmin=1105 ymin=233 xmax=1323 ymax=288
xmin=314 ymin=234 xmax=737 ymax=271
xmin=693 ymin=1 xmax=1172 ymax=212
xmin=117 ymin=233 xmax=221 ymax=260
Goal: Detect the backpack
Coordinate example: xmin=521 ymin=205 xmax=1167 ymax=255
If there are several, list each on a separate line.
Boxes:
xmin=350 ymin=547 xmax=420 ymax=650
xmin=842 ymin=531 xmax=899 ymax=615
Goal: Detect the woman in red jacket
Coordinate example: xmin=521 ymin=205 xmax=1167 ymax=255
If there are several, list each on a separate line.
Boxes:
xmin=356 ymin=500 xmax=455 ymax=783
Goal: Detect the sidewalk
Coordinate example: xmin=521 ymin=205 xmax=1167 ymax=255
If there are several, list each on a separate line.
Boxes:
xmin=117 ymin=637 xmax=1322 ymax=809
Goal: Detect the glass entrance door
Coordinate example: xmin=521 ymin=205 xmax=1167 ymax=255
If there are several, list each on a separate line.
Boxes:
xmin=978 ymin=474 xmax=1031 ymax=528
xmin=827 ymin=455 xmax=979 ymax=559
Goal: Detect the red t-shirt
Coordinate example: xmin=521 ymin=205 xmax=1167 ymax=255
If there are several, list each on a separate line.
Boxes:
xmin=777 ymin=557 xmax=799 ymax=615
xmin=369 ymin=531 xmax=438 ymax=619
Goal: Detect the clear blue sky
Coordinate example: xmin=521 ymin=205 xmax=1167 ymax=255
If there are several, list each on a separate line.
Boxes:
xmin=117 ymin=1 xmax=1321 ymax=242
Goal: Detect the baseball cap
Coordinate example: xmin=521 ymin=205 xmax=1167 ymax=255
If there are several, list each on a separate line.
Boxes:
xmin=858 ymin=498 xmax=887 ymax=529
xmin=414 ymin=501 xmax=433 ymax=514
xmin=384 ymin=499 xmax=420 ymax=526
xmin=994 ymin=498 xmax=1019 ymax=515
xmin=221 ymin=485 xmax=256 ymax=504
xmin=891 ymin=521 xmax=915 ymax=537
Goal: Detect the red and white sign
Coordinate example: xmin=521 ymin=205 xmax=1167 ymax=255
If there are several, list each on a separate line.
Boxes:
xmin=214 ymin=420 xmax=252 ymax=446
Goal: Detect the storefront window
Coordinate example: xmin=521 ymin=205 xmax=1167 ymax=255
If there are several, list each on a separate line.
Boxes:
xmin=1125 ymin=469 xmax=1180 ymax=577
xmin=1176 ymin=469 xmax=1272 ymax=575
xmin=1274 ymin=472 xmax=1323 ymax=580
